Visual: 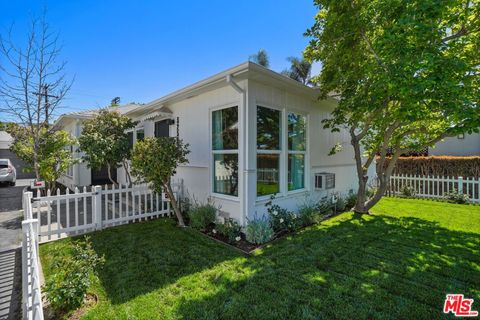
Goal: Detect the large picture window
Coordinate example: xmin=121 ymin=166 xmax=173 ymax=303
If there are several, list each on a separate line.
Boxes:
xmin=212 ymin=106 xmax=238 ymax=196
xmin=288 ymin=112 xmax=306 ymax=191
xmin=257 ymin=106 xmax=281 ymax=196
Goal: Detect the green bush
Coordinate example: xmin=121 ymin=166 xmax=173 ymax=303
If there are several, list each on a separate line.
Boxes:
xmin=188 ymin=202 xmax=217 ymax=230
xmin=245 ymin=216 xmax=274 ymax=245
xmin=335 ymin=195 xmax=346 ymax=212
xmin=345 ymin=192 xmax=357 ymax=210
xmin=400 ymin=185 xmax=416 ymax=198
xmin=267 ymin=204 xmax=300 ymax=232
xmin=297 ymin=204 xmax=320 ymax=226
xmin=43 ymin=237 xmax=104 ymax=314
xmin=445 ymin=189 xmax=470 ymax=204
xmin=318 ymin=198 xmax=334 ymax=215
xmin=214 ymin=218 xmax=242 ymax=243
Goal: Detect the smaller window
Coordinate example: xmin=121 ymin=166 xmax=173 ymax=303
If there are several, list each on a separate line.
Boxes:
xmin=257 ymin=154 xmax=280 ymax=196
xmin=127 ymin=131 xmax=134 ymax=149
xmin=136 ymin=128 xmax=145 ymax=142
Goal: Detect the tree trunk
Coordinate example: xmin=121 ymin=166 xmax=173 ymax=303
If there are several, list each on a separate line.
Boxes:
xmin=163 ymin=182 xmax=185 ymax=227
xmin=354 ymin=176 xmax=370 ymax=214
xmin=106 ymin=163 xmax=118 ymax=186
xmin=122 ymin=160 xmax=132 ymax=187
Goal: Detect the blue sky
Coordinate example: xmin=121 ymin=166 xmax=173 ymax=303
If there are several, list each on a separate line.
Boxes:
xmin=0 ymin=0 xmax=319 ymax=116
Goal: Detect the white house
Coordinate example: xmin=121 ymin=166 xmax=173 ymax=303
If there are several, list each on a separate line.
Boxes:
xmin=429 ymin=133 xmax=480 ymax=156
xmin=109 ymin=62 xmax=367 ymax=225
xmin=54 ymin=103 xmax=140 ymax=190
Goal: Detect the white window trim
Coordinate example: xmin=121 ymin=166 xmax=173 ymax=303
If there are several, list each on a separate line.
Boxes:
xmin=286 ymin=111 xmax=308 ymax=194
xmin=210 ymin=104 xmax=240 ymax=198
xmin=256 ymin=104 xmax=284 ymax=199
xmin=255 ymin=106 xmax=309 ymax=200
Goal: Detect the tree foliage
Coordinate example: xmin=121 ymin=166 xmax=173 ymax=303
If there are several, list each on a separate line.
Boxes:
xmin=78 ymin=109 xmax=136 ymax=186
xmin=305 ymin=0 xmax=480 ymax=213
xmin=281 ymin=56 xmax=312 ymax=85
xmin=7 ymin=124 xmax=77 ymax=190
xmin=131 ymin=137 xmax=190 ymax=227
xmin=249 ymin=49 xmax=270 ymax=68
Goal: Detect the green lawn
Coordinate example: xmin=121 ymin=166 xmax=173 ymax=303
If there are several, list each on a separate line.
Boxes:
xmin=40 ymin=198 xmax=480 ymax=319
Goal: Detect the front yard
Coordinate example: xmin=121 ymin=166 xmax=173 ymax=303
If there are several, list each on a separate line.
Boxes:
xmin=40 ymin=197 xmax=480 ymax=319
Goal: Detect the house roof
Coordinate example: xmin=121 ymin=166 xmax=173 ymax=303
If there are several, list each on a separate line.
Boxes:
xmin=131 ymin=61 xmax=332 ymax=117
xmin=54 ymin=103 xmax=141 ymax=127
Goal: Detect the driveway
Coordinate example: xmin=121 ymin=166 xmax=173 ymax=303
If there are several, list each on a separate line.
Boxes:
xmin=0 ymin=179 xmax=31 ymax=320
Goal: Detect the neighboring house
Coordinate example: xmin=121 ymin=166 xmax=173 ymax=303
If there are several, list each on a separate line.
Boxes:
xmin=429 ymin=133 xmax=480 ymax=156
xmin=54 ymin=104 xmax=140 ymax=190
xmin=110 ymin=62 xmax=371 ymax=224
xmin=0 ymin=130 xmax=35 ymax=179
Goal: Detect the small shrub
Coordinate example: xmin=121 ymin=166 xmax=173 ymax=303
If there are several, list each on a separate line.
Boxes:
xmin=245 ymin=216 xmax=274 ymax=245
xmin=44 ymin=237 xmax=105 ymax=314
xmin=345 ymin=192 xmax=357 ymax=210
xmin=400 ymin=185 xmax=416 ymax=198
xmin=445 ymin=189 xmax=470 ymax=204
xmin=334 ymin=195 xmax=346 ymax=212
xmin=214 ymin=218 xmax=242 ymax=243
xmin=188 ymin=202 xmax=217 ymax=230
xmin=297 ymin=204 xmax=320 ymax=226
xmin=318 ymin=198 xmax=334 ymax=216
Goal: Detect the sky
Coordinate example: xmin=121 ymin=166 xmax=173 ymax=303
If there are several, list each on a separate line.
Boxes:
xmin=0 ymin=0 xmax=320 ymax=118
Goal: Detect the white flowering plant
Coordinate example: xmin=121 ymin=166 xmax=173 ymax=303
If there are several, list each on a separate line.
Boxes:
xmin=215 ymin=218 xmax=242 ymax=243
xmin=265 ymin=195 xmax=300 ymax=232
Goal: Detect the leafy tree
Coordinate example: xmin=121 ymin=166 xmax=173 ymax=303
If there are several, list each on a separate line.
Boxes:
xmin=249 ymin=49 xmax=270 ymax=68
xmin=281 ymin=56 xmax=312 ymax=85
xmin=131 ymin=137 xmax=190 ymax=227
xmin=78 ymin=110 xmax=136 ymax=186
xmin=7 ymin=124 xmax=77 ymax=191
xmin=305 ymin=0 xmax=480 ymax=213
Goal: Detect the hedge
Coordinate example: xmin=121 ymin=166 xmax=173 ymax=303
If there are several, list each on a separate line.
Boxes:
xmin=382 ymin=156 xmax=480 ymax=179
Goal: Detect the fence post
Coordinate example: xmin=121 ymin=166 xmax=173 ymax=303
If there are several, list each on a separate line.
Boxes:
xmin=23 ymin=191 xmax=33 ymax=220
xmin=458 ymin=176 xmax=463 ymax=194
xmin=93 ymin=186 xmax=103 ymax=230
xmin=21 ymin=222 xmax=27 ymax=320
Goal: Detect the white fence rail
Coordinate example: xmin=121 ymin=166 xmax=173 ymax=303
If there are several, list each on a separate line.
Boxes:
xmin=27 ymin=182 xmax=181 ymax=243
xmin=387 ymin=174 xmax=480 ymax=203
xmin=22 ymin=194 xmax=44 ymax=320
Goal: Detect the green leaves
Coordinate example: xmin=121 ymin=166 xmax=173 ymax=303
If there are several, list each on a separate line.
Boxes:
xmin=78 ymin=109 xmax=137 ymax=171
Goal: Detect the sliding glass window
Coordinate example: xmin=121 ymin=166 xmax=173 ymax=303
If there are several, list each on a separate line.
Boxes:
xmin=257 ymin=106 xmax=281 ymax=196
xmin=212 ymin=106 xmax=238 ymax=196
xmin=288 ymin=112 xmax=306 ymax=191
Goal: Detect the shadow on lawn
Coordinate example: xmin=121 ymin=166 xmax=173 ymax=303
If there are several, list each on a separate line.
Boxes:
xmin=171 ymin=214 xmax=480 ymax=320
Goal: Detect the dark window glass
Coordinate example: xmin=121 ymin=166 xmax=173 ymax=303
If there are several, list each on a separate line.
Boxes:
xmin=155 ymin=120 xmax=170 ymax=138
xmin=213 ymin=154 xmax=238 ymax=196
xmin=127 ymin=132 xmax=134 ymax=149
xmin=257 ymin=154 xmax=280 ymax=196
xmin=257 ymin=106 xmax=281 ymax=150
xmin=288 ymin=113 xmax=306 ymax=151
xmin=212 ymin=106 xmax=238 ymax=150
xmin=136 ymin=129 xmax=144 ymax=141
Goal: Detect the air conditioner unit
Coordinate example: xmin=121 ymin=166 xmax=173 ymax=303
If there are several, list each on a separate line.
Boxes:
xmin=315 ymin=172 xmax=335 ymax=190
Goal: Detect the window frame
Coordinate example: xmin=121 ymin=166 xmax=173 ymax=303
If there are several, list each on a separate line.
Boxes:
xmin=286 ymin=111 xmax=308 ymax=194
xmin=256 ymin=104 xmax=284 ymax=200
xmin=210 ymin=104 xmax=240 ymax=200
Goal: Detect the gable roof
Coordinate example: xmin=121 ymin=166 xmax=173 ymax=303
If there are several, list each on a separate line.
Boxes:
xmin=54 ymin=103 xmax=141 ymax=127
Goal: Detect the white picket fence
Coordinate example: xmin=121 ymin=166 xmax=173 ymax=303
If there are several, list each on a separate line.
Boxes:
xmin=22 ymin=197 xmax=44 ymax=320
xmin=387 ymin=174 xmax=480 ymax=203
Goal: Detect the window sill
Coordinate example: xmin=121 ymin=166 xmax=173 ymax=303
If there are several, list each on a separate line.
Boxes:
xmin=211 ymin=193 xmax=240 ymax=202
xmin=255 ymin=189 xmax=309 ymax=205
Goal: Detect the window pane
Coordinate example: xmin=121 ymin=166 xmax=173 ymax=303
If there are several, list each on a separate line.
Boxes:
xmin=288 ymin=113 xmax=306 ymax=151
xmin=127 ymin=132 xmax=134 ymax=149
xmin=212 ymin=106 xmax=238 ymax=150
xmin=136 ymin=129 xmax=144 ymax=142
xmin=213 ymin=154 xmax=238 ymax=196
xmin=257 ymin=106 xmax=281 ymax=150
xmin=257 ymin=154 xmax=280 ymax=196
xmin=288 ymin=154 xmax=305 ymax=191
